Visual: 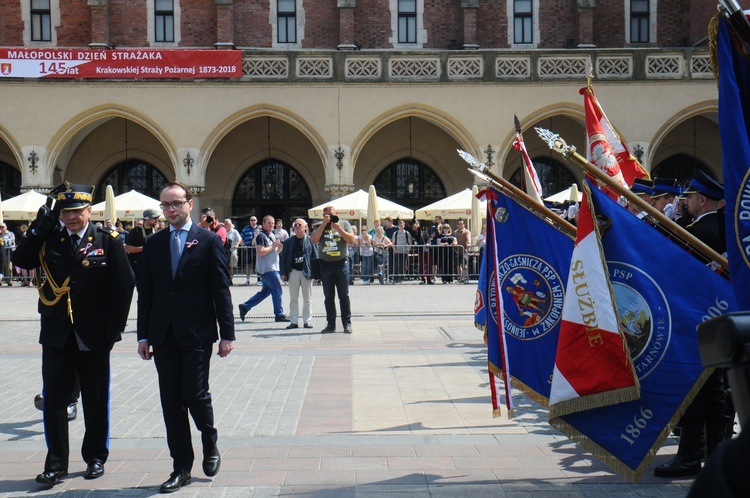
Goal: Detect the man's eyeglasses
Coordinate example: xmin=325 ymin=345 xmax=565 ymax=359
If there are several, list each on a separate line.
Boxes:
xmin=159 ymin=200 xmax=187 ymax=211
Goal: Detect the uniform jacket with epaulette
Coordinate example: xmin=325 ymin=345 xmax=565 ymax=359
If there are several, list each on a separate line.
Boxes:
xmin=12 ymin=223 xmax=135 ymax=351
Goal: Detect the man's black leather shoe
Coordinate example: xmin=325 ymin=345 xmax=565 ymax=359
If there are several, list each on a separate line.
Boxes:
xmin=35 ymin=470 xmax=67 ymax=485
xmin=67 ymin=402 xmax=77 ymax=421
xmin=653 ymin=456 xmax=701 ymax=477
xmin=286 ymin=323 xmax=298 ymax=329
xmin=238 ymin=305 xmax=247 ymax=322
xmin=84 ymin=460 xmax=104 ymax=479
xmin=275 ymin=315 xmax=290 ymax=322
xmin=202 ymin=447 xmax=221 ymax=477
xmin=321 ymin=324 xmax=335 ymax=333
xmin=159 ymin=470 xmax=191 ymax=493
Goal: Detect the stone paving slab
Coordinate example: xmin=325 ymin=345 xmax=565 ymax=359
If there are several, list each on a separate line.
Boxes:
xmin=0 ymin=282 xmax=694 ymax=496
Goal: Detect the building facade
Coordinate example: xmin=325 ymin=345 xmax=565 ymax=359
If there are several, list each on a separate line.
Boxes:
xmin=0 ymin=0 xmax=731 ymax=225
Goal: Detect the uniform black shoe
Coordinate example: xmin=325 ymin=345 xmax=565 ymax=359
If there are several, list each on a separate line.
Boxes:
xmin=159 ymin=470 xmax=191 ymax=493
xmin=238 ymin=304 xmax=247 ymax=322
xmin=275 ymin=315 xmax=290 ymax=322
xmin=36 ymin=470 xmax=67 ymax=485
xmin=84 ymin=460 xmax=104 ymax=479
xmin=286 ymin=323 xmax=299 ymax=329
xmin=653 ymin=456 xmax=701 ymax=477
xmin=67 ymin=402 xmax=77 ymax=421
xmin=321 ymin=324 xmax=335 ymax=333
xmin=202 ymin=447 xmax=221 ymax=477
xmin=303 ymin=323 xmax=313 ymax=329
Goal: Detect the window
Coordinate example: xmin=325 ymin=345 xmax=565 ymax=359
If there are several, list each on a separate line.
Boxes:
xmin=155 ymin=0 xmax=175 ymax=43
xmin=630 ymin=0 xmax=649 ymax=43
xmin=0 ymin=162 xmax=22 ymax=200
xmin=278 ymin=0 xmax=297 ymax=43
xmin=31 ymin=0 xmax=51 ymax=42
xmin=373 ymin=158 xmax=445 ymax=210
xmin=513 ymin=0 xmax=532 ymax=44
xmin=95 ymin=159 xmax=168 ymax=203
xmin=398 ymin=0 xmax=417 ymax=44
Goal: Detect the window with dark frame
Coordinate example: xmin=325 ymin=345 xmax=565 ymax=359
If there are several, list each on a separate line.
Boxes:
xmin=94 ymin=159 xmax=168 ymax=203
xmin=398 ymin=0 xmax=417 ymax=44
xmin=155 ymin=0 xmax=175 ymax=43
xmin=630 ymin=0 xmax=650 ymax=43
xmin=31 ymin=0 xmax=52 ymax=42
xmin=373 ymin=158 xmax=445 ymax=211
xmin=278 ymin=0 xmax=297 ymax=43
xmin=513 ymin=0 xmax=533 ymax=44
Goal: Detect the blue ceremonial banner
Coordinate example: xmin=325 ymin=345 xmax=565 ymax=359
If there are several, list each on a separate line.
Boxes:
xmin=717 ymin=17 xmax=750 ymax=310
xmin=476 ymin=186 xmax=574 ymax=407
xmin=554 ymin=179 xmax=737 ymax=481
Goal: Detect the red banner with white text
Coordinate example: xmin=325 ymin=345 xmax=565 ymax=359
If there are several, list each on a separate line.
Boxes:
xmin=0 ymin=48 xmax=242 ymax=79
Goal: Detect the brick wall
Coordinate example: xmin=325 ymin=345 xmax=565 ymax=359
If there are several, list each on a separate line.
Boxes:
xmin=57 ymin=0 xmax=91 ymax=46
xmin=353 ymin=0 xmax=392 ymax=48
xmin=179 ymin=0 xmax=216 ymax=47
xmin=109 ymin=0 xmax=148 ymax=47
xmin=234 ymin=0 xmax=273 ymax=47
xmin=300 ymin=0 xmax=339 ymax=48
xmin=423 ymin=0 xmax=463 ymax=49
xmin=476 ymin=2 xmax=508 ymax=48
xmin=0 ymin=2 xmax=24 ymax=45
xmin=538 ymin=0 xmax=577 ymax=48
xmin=594 ymin=1 xmax=625 ymax=47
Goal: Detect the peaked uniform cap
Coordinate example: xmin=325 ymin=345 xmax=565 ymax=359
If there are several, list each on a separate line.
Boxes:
xmin=683 ymin=170 xmax=724 ymax=200
xmin=51 ymin=182 xmax=95 ymax=210
xmin=630 ymin=178 xmax=654 ymax=196
xmin=651 ymin=178 xmax=682 ymax=198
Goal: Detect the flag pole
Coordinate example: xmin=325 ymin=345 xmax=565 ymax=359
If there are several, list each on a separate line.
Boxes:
xmin=458 ymin=150 xmax=576 ymax=237
xmin=534 ymin=127 xmax=730 ymax=274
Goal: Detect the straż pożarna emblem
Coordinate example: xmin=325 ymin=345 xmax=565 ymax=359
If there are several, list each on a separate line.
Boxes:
xmin=608 ymin=261 xmax=671 ymax=380
xmin=496 ymin=254 xmax=564 ymax=341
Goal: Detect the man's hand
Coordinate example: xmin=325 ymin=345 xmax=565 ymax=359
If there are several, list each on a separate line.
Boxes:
xmin=30 ymin=202 xmax=60 ymax=238
xmin=137 ymin=341 xmax=152 ymax=360
xmin=218 ymin=339 xmax=234 ymax=357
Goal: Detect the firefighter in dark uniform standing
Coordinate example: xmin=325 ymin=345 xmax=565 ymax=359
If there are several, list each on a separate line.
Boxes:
xmin=12 ymin=183 xmax=135 ymax=487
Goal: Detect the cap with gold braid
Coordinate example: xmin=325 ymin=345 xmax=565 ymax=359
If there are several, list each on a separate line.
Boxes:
xmin=51 ymin=181 xmax=95 ymax=210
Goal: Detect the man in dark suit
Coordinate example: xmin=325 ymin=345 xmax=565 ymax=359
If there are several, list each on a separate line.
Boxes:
xmin=137 ymin=181 xmax=235 ymax=493
xmin=12 ymin=182 xmax=135 ymax=486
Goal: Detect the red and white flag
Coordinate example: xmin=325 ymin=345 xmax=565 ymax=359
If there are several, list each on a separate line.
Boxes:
xmin=513 ymin=135 xmax=544 ymax=205
xmin=548 ymin=182 xmax=639 ymax=420
xmin=582 ymin=85 xmax=649 ymax=189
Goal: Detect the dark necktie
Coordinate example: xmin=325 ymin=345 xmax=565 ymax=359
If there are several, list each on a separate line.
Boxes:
xmin=70 ymin=234 xmax=80 ymax=253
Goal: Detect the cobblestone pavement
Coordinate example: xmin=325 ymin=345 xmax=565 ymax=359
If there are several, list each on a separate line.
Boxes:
xmin=0 ymin=279 xmax=693 ymax=496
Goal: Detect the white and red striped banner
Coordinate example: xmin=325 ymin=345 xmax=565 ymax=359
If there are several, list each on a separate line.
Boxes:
xmin=0 ymin=48 xmax=242 ymax=79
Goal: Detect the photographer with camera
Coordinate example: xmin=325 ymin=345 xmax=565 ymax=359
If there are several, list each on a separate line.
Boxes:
xmin=310 ymin=206 xmax=355 ymax=333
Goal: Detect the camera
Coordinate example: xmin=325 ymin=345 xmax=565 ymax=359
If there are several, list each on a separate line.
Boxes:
xmin=205 ymin=215 xmax=214 ymax=224
xmin=329 ymin=215 xmax=339 ymax=223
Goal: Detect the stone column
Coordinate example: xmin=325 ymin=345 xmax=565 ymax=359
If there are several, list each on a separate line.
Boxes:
xmin=87 ymin=0 xmax=110 ymax=49
xmin=461 ymin=0 xmax=479 ymax=49
xmin=337 ymin=0 xmax=357 ymax=50
xmin=577 ymin=0 xmax=596 ymax=48
xmin=215 ymin=0 xmax=235 ymax=49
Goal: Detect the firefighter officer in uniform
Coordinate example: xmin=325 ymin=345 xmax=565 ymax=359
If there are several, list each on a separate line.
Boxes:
xmin=12 ymin=182 xmax=135 ymax=487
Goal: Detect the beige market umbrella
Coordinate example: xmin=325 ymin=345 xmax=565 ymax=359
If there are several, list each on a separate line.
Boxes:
xmin=569 ymin=183 xmax=580 ymax=203
xmin=366 ymin=185 xmax=379 ymax=229
xmin=470 ymin=184 xmax=482 ymax=239
xmin=91 ymin=190 xmax=161 ymax=221
xmin=544 ymin=185 xmax=582 ymax=204
xmin=0 ymin=190 xmax=48 ymax=221
xmin=308 ymin=189 xmax=413 ymax=220
xmin=104 ymin=185 xmax=117 ymax=223
xmin=416 ymin=188 xmax=486 ymax=221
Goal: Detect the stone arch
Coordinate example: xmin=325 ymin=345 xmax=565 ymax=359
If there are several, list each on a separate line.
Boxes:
xmin=0 ymin=124 xmax=24 ymax=171
xmin=46 ymin=105 xmax=177 ymax=185
xmin=349 ymin=105 xmax=478 ymax=167
xmin=648 ymin=101 xmax=720 ymax=178
xmin=201 ymin=105 xmax=329 ymax=206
